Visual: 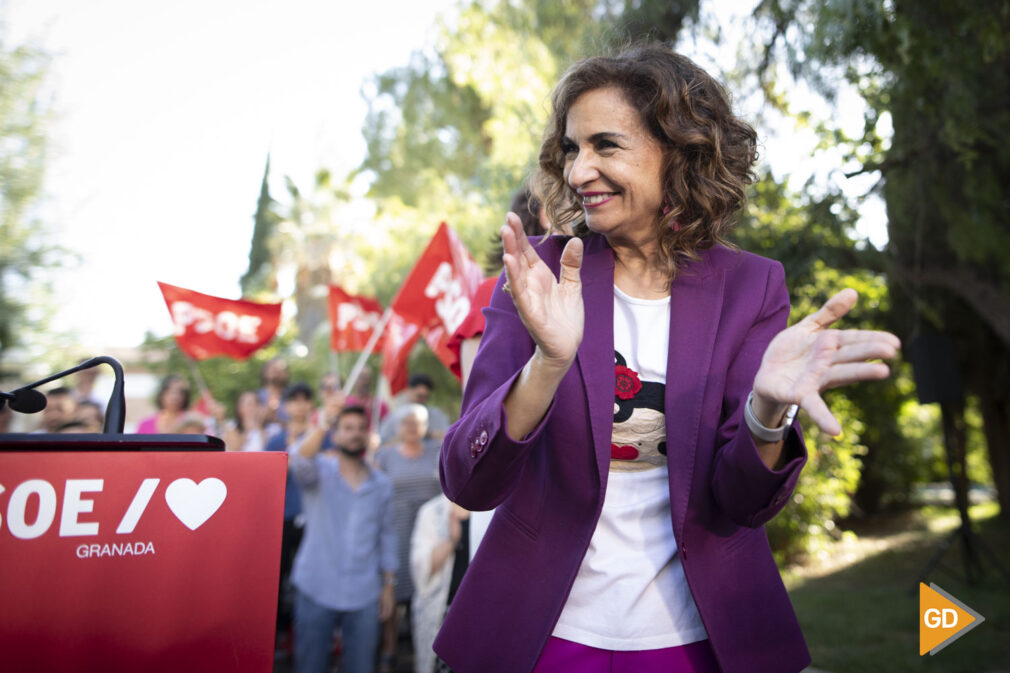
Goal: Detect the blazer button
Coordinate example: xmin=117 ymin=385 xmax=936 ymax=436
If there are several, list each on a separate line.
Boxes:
xmin=479 ymin=429 xmax=489 ymax=445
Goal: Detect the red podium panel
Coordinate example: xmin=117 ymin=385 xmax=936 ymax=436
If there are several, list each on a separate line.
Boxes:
xmin=0 ymin=450 xmax=286 ymax=672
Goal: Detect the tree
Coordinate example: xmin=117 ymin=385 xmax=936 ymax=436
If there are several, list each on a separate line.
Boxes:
xmin=598 ymin=0 xmax=700 ymax=43
xmin=733 ymin=173 xmax=927 ymax=553
xmin=753 ymin=0 xmax=1010 ymax=515
xmin=238 ymin=157 xmax=372 ymax=358
xmin=266 ymin=168 xmax=371 ymax=355
xmin=0 ymin=32 xmax=55 ymax=375
xmin=356 ymin=0 xmax=702 ymax=259
xmin=240 ymin=155 xmax=282 ymax=296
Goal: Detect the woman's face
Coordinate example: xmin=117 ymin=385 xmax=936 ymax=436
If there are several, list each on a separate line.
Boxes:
xmin=161 ymin=380 xmax=189 ymax=412
xmin=237 ymin=392 xmax=261 ymax=420
xmin=399 ymin=412 xmax=427 ymax=442
xmin=562 ymin=86 xmax=666 ymax=244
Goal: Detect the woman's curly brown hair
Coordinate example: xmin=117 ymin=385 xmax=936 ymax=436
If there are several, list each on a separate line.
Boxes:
xmin=533 ymin=42 xmax=758 ymax=278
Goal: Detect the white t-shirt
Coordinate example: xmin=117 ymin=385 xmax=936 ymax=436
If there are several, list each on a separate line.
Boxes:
xmin=551 ymin=286 xmax=707 ymax=650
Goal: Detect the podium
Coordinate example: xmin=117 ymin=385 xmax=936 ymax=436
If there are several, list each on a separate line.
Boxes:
xmin=0 ymin=434 xmax=286 ymax=672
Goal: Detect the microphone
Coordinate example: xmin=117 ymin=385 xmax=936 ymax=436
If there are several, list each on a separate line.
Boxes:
xmin=7 ymin=356 xmax=127 ymax=434
xmin=0 ymin=388 xmax=48 ymax=414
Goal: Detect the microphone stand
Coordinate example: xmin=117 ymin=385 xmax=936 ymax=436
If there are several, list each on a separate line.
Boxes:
xmin=13 ymin=356 xmax=127 ymax=434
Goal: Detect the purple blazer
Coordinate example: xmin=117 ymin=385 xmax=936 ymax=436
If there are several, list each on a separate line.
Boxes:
xmin=435 ymin=233 xmax=811 ymax=673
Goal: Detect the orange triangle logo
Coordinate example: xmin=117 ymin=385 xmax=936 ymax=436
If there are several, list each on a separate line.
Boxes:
xmin=919 ymin=583 xmax=985 ymax=655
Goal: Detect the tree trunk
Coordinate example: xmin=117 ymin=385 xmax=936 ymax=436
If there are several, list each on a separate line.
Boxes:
xmin=977 ymin=388 xmax=1010 ymax=519
xmin=964 ymin=322 xmax=1010 ymax=519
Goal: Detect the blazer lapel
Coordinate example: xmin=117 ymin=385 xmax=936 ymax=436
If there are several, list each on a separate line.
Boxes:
xmin=665 ymin=256 xmax=726 ymax=540
xmin=574 ymin=236 xmax=616 ymax=493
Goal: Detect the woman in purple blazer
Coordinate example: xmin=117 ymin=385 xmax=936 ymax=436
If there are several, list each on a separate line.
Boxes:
xmin=435 ymin=44 xmax=899 ymax=673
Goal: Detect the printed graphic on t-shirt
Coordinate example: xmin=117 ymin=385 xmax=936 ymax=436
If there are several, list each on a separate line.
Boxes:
xmin=611 ymin=350 xmax=667 ymax=472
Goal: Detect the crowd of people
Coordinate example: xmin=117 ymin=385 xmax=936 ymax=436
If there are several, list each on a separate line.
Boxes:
xmin=1 ymin=41 xmax=904 ymax=673
xmin=251 ymin=365 xmax=460 ymax=673
xmin=2 ymin=180 xmax=547 ymax=673
xmin=5 ymin=351 xmax=462 ymax=673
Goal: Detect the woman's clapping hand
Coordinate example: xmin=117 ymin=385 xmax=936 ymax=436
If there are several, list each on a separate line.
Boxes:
xmin=752 ymin=289 xmax=901 ymax=436
xmin=501 ymin=212 xmax=585 ymax=368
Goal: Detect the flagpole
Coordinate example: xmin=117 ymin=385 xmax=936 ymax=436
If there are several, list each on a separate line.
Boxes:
xmin=329 ymin=349 xmax=341 ymax=389
xmin=182 ymin=353 xmax=211 ymax=399
xmin=370 ymin=372 xmax=385 ymax=434
xmin=179 ymin=352 xmax=226 ymax=434
xmin=342 ymin=307 xmax=393 ymax=396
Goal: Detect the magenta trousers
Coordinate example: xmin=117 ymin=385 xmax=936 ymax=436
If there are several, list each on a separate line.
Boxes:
xmin=532 ymin=637 xmax=721 ymax=673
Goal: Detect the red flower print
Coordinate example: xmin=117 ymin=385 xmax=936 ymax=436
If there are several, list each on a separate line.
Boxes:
xmin=615 ymin=364 xmax=642 ymax=400
xmin=611 ymin=444 xmax=640 ymax=460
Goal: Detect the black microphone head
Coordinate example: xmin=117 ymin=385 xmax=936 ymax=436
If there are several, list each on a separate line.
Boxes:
xmin=10 ymin=388 xmax=48 ymax=414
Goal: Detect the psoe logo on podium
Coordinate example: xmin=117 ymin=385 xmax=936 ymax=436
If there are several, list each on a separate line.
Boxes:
xmin=919 ymin=582 xmax=985 ymax=655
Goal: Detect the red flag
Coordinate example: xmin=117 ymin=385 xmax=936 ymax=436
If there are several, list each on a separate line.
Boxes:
xmin=385 ymin=223 xmax=484 ymax=391
xmin=380 ymin=312 xmax=422 ymax=394
xmin=158 ymin=282 xmax=281 ymax=361
xmin=327 ymin=286 xmax=385 ymax=352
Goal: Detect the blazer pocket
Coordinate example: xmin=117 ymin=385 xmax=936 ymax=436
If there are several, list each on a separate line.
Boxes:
xmin=498 ymin=450 xmax=547 ymax=540
xmin=499 ymin=504 xmax=538 ymax=542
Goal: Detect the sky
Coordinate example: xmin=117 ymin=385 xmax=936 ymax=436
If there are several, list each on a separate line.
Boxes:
xmin=5 ymin=0 xmax=886 ymax=358
xmin=4 ymin=0 xmax=457 ymax=353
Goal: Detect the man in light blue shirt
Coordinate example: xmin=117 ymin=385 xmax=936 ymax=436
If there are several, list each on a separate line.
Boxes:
xmin=289 ymin=404 xmax=397 ymax=673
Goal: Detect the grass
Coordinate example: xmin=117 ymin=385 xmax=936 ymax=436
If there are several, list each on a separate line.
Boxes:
xmin=783 ymin=502 xmax=1010 ymax=673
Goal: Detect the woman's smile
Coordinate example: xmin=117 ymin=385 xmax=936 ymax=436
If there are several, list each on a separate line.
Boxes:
xmin=581 ymin=191 xmax=617 ymax=208
xmin=563 ymin=86 xmax=666 ymax=243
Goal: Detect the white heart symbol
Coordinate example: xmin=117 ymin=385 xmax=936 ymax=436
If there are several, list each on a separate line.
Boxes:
xmin=165 ymin=478 xmax=227 ymax=531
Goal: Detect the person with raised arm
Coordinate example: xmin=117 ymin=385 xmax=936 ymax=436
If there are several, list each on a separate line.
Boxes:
xmin=288 ymin=405 xmax=396 ymax=673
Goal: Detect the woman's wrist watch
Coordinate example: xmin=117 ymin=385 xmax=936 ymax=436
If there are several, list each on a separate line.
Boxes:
xmin=744 ymin=391 xmax=799 ymax=443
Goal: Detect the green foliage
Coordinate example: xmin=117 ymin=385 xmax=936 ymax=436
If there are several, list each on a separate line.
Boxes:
xmin=964 ymin=396 xmax=995 ymax=488
xmin=764 ymin=262 xmax=876 ymax=560
xmin=278 ymin=169 xmax=347 ymax=350
xmin=602 ymin=0 xmax=700 ymax=42
xmin=767 ymin=400 xmax=867 ymax=564
xmin=752 ymin=0 xmax=1010 ymax=516
xmin=354 ymin=0 xmax=702 ymax=290
xmin=240 ymin=155 xmax=282 ymax=296
xmin=737 ymin=173 xmax=929 ymax=554
xmin=249 ymin=167 xmax=368 ymax=357
xmin=359 ymin=50 xmax=493 ymax=213
xmin=0 ymin=34 xmax=58 ymax=373
xmin=356 ymin=0 xmax=575 ymax=255
xmin=736 ymin=171 xmax=885 ymax=275
xmin=750 ymin=0 xmax=1010 ymax=320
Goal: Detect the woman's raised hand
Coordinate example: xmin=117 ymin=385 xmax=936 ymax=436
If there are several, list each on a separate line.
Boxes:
xmin=752 ymin=289 xmax=901 ymax=436
xmin=501 ymin=212 xmax=585 ymax=367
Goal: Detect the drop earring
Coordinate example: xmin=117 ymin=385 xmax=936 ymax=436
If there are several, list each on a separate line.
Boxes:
xmin=661 ymin=200 xmax=681 ymax=231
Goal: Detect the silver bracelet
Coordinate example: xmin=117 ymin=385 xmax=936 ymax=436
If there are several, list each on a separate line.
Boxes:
xmin=744 ymin=391 xmax=798 ymax=443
